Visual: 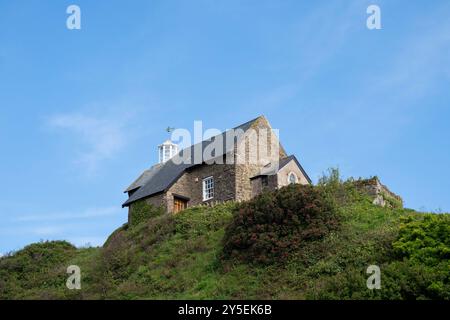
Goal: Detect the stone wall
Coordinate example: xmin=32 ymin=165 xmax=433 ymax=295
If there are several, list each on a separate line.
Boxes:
xmin=128 ymin=115 xmax=294 ymax=216
xmin=166 ymin=161 xmax=236 ymax=212
xmin=128 ymin=192 xmax=166 ymax=223
xmin=144 ymin=192 xmax=166 ymax=208
xmin=235 ymin=116 xmax=286 ymax=202
xmin=129 ymin=161 xmax=236 ymax=215
xmin=251 ymin=176 xmax=263 ymax=197
xmin=356 ymin=177 xmax=403 ymax=208
xmin=251 ymin=174 xmax=278 ymax=197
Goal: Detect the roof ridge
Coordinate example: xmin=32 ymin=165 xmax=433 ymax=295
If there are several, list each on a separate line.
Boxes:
xmin=231 ymin=115 xmax=265 ymax=130
xmin=175 ymin=115 xmax=264 ymax=156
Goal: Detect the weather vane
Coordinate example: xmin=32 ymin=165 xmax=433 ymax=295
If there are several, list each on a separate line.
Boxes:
xmin=166 ymin=126 xmax=175 ymax=134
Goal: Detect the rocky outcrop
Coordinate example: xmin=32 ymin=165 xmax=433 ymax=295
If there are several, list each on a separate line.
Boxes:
xmin=355 ymin=177 xmax=403 ymax=208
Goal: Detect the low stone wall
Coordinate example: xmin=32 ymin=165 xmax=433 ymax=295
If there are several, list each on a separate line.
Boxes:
xmin=355 ymin=177 xmax=403 ymax=208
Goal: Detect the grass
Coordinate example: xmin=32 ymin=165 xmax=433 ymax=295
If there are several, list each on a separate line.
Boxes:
xmin=0 ymin=180 xmax=448 ymax=300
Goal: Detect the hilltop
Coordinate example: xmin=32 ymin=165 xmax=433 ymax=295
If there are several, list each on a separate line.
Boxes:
xmin=1 ymin=172 xmax=449 ymax=300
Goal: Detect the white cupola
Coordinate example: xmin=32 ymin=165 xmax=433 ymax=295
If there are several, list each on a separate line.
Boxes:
xmin=158 ymin=139 xmax=178 ymax=163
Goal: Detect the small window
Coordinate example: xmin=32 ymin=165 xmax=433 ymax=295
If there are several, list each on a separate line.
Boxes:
xmin=202 ymin=176 xmax=214 ymax=201
xmin=288 ymin=172 xmax=298 ymax=185
xmin=164 ymin=147 xmax=170 ymax=159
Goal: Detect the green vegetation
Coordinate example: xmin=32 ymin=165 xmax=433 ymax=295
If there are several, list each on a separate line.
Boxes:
xmin=128 ymin=201 xmax=165 ymax=227
xmin=0 ymin=171 xmax=448 ymax=300
xmin=222 ymin=184 xmax=339 ymax=264
xmin=0 ymin=241 xmax=97 ymax=299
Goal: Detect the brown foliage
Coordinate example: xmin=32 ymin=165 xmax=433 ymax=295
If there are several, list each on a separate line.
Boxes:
xmin=222 ymin=184 xmax=340 ymax=264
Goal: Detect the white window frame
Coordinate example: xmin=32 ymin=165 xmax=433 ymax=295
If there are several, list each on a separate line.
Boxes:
xmin=288 ymin=172 xmax=298 ymax=185
xmin=202 ymin=176 xmax=214 ymax=201
xmin=164 ymin=146 xmax=171 ymax=160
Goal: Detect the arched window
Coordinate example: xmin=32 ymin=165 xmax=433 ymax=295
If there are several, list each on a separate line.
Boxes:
xmin=288 ymin=172 xmax=298 ymax=185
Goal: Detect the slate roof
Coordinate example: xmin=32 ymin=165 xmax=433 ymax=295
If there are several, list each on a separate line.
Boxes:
xmin=124 ymin=164 xmax=162 ymax=193
xmin=122 ymin=116 xmax=265 ymax=207
xmin=251 ymin=155 xmax=312 ymax=184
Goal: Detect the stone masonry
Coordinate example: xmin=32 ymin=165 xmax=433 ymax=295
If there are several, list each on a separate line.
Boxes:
xmin=125 ymin=116 xmax=311 ymax=215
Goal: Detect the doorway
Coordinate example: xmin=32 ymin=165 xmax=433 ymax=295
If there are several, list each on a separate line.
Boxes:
xmin=173 ymin=196 xmax=188 ymax=213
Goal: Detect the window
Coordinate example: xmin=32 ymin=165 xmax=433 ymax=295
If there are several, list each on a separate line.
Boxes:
xmin=158 ymin=142 xmax=179 ymax=163
xmin=288 ymin=172 xmax=298 ymax=185
xmin=164 ymin=147 xmax=170 ymax=160
xmin=202 ymin=176 xmax=214 ymax=201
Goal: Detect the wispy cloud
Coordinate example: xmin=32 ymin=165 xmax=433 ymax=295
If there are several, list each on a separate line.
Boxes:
xmin=334 ymin=4 xmax=450 ymax=129
xmin=372 ymin=23 xmax=450 ymax=105
xmin=47 ymin=110 xmax=133 ymax=175
xmin=0 ymin=225 xmax=65 ymax=237
xmin=243 ymin=1 xmax=360 ymax=112
xmin=32 ymin=226 xmax=64 ymax=237
xmin=289 ymin=1 xmax=358 ymax=80
xmin=0 ymin=205 xmax=124 ymax=251
xmin=14 ymin=206 xmax=122 ymax=222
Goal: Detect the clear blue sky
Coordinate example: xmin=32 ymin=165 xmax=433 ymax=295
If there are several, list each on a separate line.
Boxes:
xmin=1 ymin=0 xmax=450 ymax=254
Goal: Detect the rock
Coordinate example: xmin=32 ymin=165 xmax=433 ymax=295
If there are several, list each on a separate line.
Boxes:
xmin=355 ymin=177 xmax=403 ymax=208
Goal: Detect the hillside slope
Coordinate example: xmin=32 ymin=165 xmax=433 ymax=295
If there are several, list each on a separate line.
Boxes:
xmin=1 ymin=178 xmax=449 ymax=300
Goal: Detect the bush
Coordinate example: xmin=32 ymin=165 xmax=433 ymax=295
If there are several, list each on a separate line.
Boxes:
xmin=129 ymin=201 xmax=165 ymax=227
xmin=0 ymin=241 xmax=76 ymax=276
xmin=0 ymin=241 xmax=77 ymax=299
xmin=100 ymin=214 xmax=177 ymax=281
xmin=222 ymin=184 xmax=340 ymax=264
xmin=309 ymin=213 xmax=450 ymax=300
xmin=393 ymin=214 xmax=450 ymax=265
xmin=174 ymin=202 xmax=235 ymax=237
xmin=317 ymin=168 xmax=363 ymax=207
xmin=387 ymin=214 xmax=450 ymax=299
xmin=381 ymin=259 xmax=450 ymax=300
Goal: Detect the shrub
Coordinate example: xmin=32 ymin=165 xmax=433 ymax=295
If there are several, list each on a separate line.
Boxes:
xmin=100 ymin=214 xmax=177 ymax=281
xmin=0 ymin=241 xmax=77 ymax=299
xmin=174 ymin=203 xmax=235 ymax=237
xmin=317 ymin=168 xmax=363 ymax=207
xmin=310 ymin=213 xmax=450 ymax=300
xmin=318 ymin=167 xmax=341 ymax=187
xmin=380 ymin=259 xmax=450 ymax=300
xmin=393 ymin=214 xmax=450 ymax=265
xmin=222 ymin=184 xmax=340 ymax=264
xmin=129 ymin=200 xmax=165 ymax=227
xmin=0 ymin=241 xmax=76 ymax=275
xmin=388 ymin=214 xmax=450 ymax=299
